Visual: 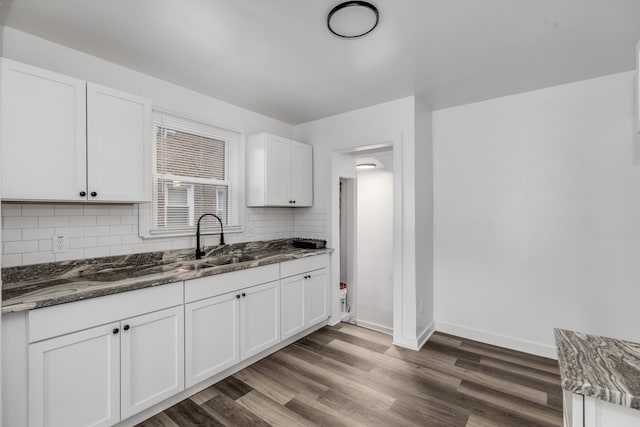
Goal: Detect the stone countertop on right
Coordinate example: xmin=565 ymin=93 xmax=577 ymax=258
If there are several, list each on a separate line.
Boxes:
xmin=554 ymin=328 xmax=640 ymax=410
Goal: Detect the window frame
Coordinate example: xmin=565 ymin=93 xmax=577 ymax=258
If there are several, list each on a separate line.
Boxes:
xmin=138 ymin=110 xmax=244 ymax=239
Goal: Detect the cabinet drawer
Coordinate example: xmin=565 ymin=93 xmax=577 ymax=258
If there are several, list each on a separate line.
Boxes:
xmin=29 ymin=282 xmax=183 ymax=343
xmin=280 ymin=254 xmax=329 ymax=278
xmin=185 ymin=264 xmax=279 ymax=303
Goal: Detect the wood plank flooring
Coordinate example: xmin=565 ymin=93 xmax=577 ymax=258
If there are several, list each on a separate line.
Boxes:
xmin=137 ymin=323 xmax=562 ymax=427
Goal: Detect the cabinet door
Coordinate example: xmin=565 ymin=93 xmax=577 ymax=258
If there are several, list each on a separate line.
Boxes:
xmin=120 ymin=305 xmax=184 ymax=419
xmin=87 ymin=83 xmax=151 ymax=202
xmin=185 ymin=293 xmax=240 ymax=388
xmin=291 ymin=142 xmax=313 ymax=207
xmin=306 ymin=268 xmax=328 ymax=325
xmin=280 ymin=276 xmax=306 ymax=340
xmin=241 ymin=281 xmax=280 ymax=360
xmin=264 ymin=136 xmax=292 ymax=206
xmin=29 ymin=323 xmax=120 ymax=427
xmin=1 ymin=59 xmax=87 ymax=201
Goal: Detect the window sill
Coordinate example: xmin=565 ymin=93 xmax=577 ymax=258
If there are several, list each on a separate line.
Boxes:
xmin=140 ymin=226 xmax=244 ymax=240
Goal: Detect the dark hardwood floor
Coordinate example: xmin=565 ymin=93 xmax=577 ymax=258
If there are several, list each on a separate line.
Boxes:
xmin=137 ymin=323 xmax=562 ymax=427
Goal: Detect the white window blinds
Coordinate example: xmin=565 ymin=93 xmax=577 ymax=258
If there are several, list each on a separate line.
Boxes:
xmin=151 ymin=112 xmax=241 ymax=234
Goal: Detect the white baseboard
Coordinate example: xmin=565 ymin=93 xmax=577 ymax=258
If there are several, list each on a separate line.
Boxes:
xmin=355 ymin=319 xmax=392 ymax=336
xmin=417 ymin=322 xmax=435 ymax=350
xmin=391 ymin=322 xmax=434 ymax=351
xmin=435 ymin=321 xmax=557 ymax=359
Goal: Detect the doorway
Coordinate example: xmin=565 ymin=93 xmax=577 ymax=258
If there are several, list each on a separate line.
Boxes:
xmin=335 ymin=146 xmax=394 ymax=335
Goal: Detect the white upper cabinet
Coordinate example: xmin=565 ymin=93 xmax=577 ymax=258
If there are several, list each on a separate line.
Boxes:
xmin=0 ymin=58 xmax=151 ymax=202
xmin=1 ymin=58 xmax=87 ymax=201
xmin=87 ymin=83 xmax=151 ymax=202
xmin=246 ymin=133 xmax=313 ymax=207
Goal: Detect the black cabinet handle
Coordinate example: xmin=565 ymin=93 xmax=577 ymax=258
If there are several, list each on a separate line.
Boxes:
xmin=236 ymin=294 xmax=241 ymax=299
xmin=123 ymin=325 xmax=130 ymax=331
xmin=79 ymin=191 xmax=86 ymax=197
xmin=112 ymin=328 xmax=119 ymax=334
xmin=293 ymin=200 xmax=296 ymax=204
xmin=241 ymin=292 xmax=246 ymax=297
xmin=90 ymin=191 xmax=97 ymax=197
xmin=289 ymin=200 xmax=292 ymax=204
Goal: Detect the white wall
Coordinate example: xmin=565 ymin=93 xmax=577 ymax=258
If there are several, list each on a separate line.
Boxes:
xmin=295 ymin=96 xmax=434 ymax=349
xmin=0 ymin=26 xmax=325 ymax=266
xmin=356 ymin=168 xmax=393 ymax=333
xmin=414 ymin=98 xmax=434 ymax=340
xmin=433 ymin=71 xmax=640 ymax=358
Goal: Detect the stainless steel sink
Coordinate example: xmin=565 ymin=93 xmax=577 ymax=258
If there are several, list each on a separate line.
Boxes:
xmin=206 ymin=254 xmax=259 ymax=265
xmin=175 ymin=254 xmax=259 ymax=272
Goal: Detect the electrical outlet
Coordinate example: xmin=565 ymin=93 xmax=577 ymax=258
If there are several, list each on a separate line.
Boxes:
xmin=53 ymin=234 xmax=69 ymax=253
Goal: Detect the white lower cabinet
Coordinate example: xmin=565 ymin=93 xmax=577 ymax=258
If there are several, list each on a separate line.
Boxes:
xmin=17 ymin=255 xmax=329 ymax=427
xmin=564 ymin=390 xmax=640 ymax=427
xmin=28 ymin=305 xmax=183 ymax=427
xmin=281 ymin=267 xmax=329 ymax=340
xmin=185 ymin=280 xmax=280 ymax=387
xmin=241 ymin=281 xmax=280 ymax=360
xmin=29 ymin=322 xmax=121 ymax=427
xmin=185 ymin=292 xmax=240 ymax=388
xmin=305 ymin=269 xmax=328 ymax=325
xmin=120 ymin=306 xmax=184 ymax=419
xmin=281 ymin=275 xmax=307 ymax=340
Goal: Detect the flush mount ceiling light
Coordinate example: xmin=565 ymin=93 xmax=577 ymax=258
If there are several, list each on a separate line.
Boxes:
xmin=327 ymin=1 xmax=379 ymax=38
xmin=356 ymin=163 xmax=376 ymax=169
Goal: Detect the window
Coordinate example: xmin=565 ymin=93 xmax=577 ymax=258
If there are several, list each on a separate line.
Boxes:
xmin=144 ymin=111 xmax=241 ymax=236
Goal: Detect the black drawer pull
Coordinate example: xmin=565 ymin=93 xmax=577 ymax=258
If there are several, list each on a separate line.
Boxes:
xmin=123 ymin=325 xmax=130 ymax=331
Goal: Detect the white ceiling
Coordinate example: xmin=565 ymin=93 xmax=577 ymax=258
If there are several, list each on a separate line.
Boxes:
xmin=1 ymin=0 xmax=639 ymax=125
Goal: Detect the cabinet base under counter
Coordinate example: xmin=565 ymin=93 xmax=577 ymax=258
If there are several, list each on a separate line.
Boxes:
xmin=564 ymin=390 xmax=640 ymax=427
xmin=2 ymin=309 xmax=329 ymax=427
xmin=113 ymin=320 xmax=327 ymax=427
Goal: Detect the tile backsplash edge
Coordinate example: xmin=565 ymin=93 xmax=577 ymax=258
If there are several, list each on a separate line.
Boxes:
xmin=1 ymin=203 xmax=325 ymax=267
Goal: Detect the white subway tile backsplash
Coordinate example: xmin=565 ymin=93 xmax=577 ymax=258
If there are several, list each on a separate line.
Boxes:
xmin=2 ymin=229 xmax=22 ymax=242
xmin=97 ymin=235 xmax=122 ymax=247
xmin=110 ymin=225 xmax=133 ymax=235
xmin=109 ymin=206 xmax=136 ymax=216
xmin=3 ymin=216 xmax=38 ymax=229
xmin=84 ymin=205 xmax=111 ymax=215
xmin=121 ymin=235 xmax=143 ymax=245
xmin=54 ymin=205 xmax=85 ymax=216
xmin=1 ymin=204 xmax=22 ymax=217
xmin=23 ymin=252 xmax=55 ymax=265
xmin=110 ymin=245 xmax=133 ymax=256
xmin=55 ymin=227 xmax=84 ymax=238
xmin=70 ymin=237 xmax=98 ymax=249
xmin=22 ymin=204 xmax=54 ymax=217
xmin=39 ymin=239 xmax=53 ymax=252
xmin=70 ymin=215 xmax=97 ymax=227
xmin=55 ymin=249 xmax=85 ymax=262
xmin=1 ymin=203 xmax=325 ymax=267
xmin=84 ymin=226 xmax=110 ymax=237
xmin=22 ymin=228 xmax=55 ymax=240
xmin=4 ymin=240 xmax=39 ymax=254
xmin=2 ymin=253 xmax=22 ymax=267
xmin=84 ymin=246 xmax=110 ymax=258
xmin=97 ymin=215 xmax=121 ymax=226
xmin=38 ymin=216 xmax=69 ymax=228
xmin=121 ymin=215 xmax=138 ymax=225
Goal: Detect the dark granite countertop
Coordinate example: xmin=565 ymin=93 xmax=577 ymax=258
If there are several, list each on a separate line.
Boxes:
xmin=1 ymin=239 xmax=332 ymax=314
xmin=555 ymin=328 xmax=640 ymax=410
